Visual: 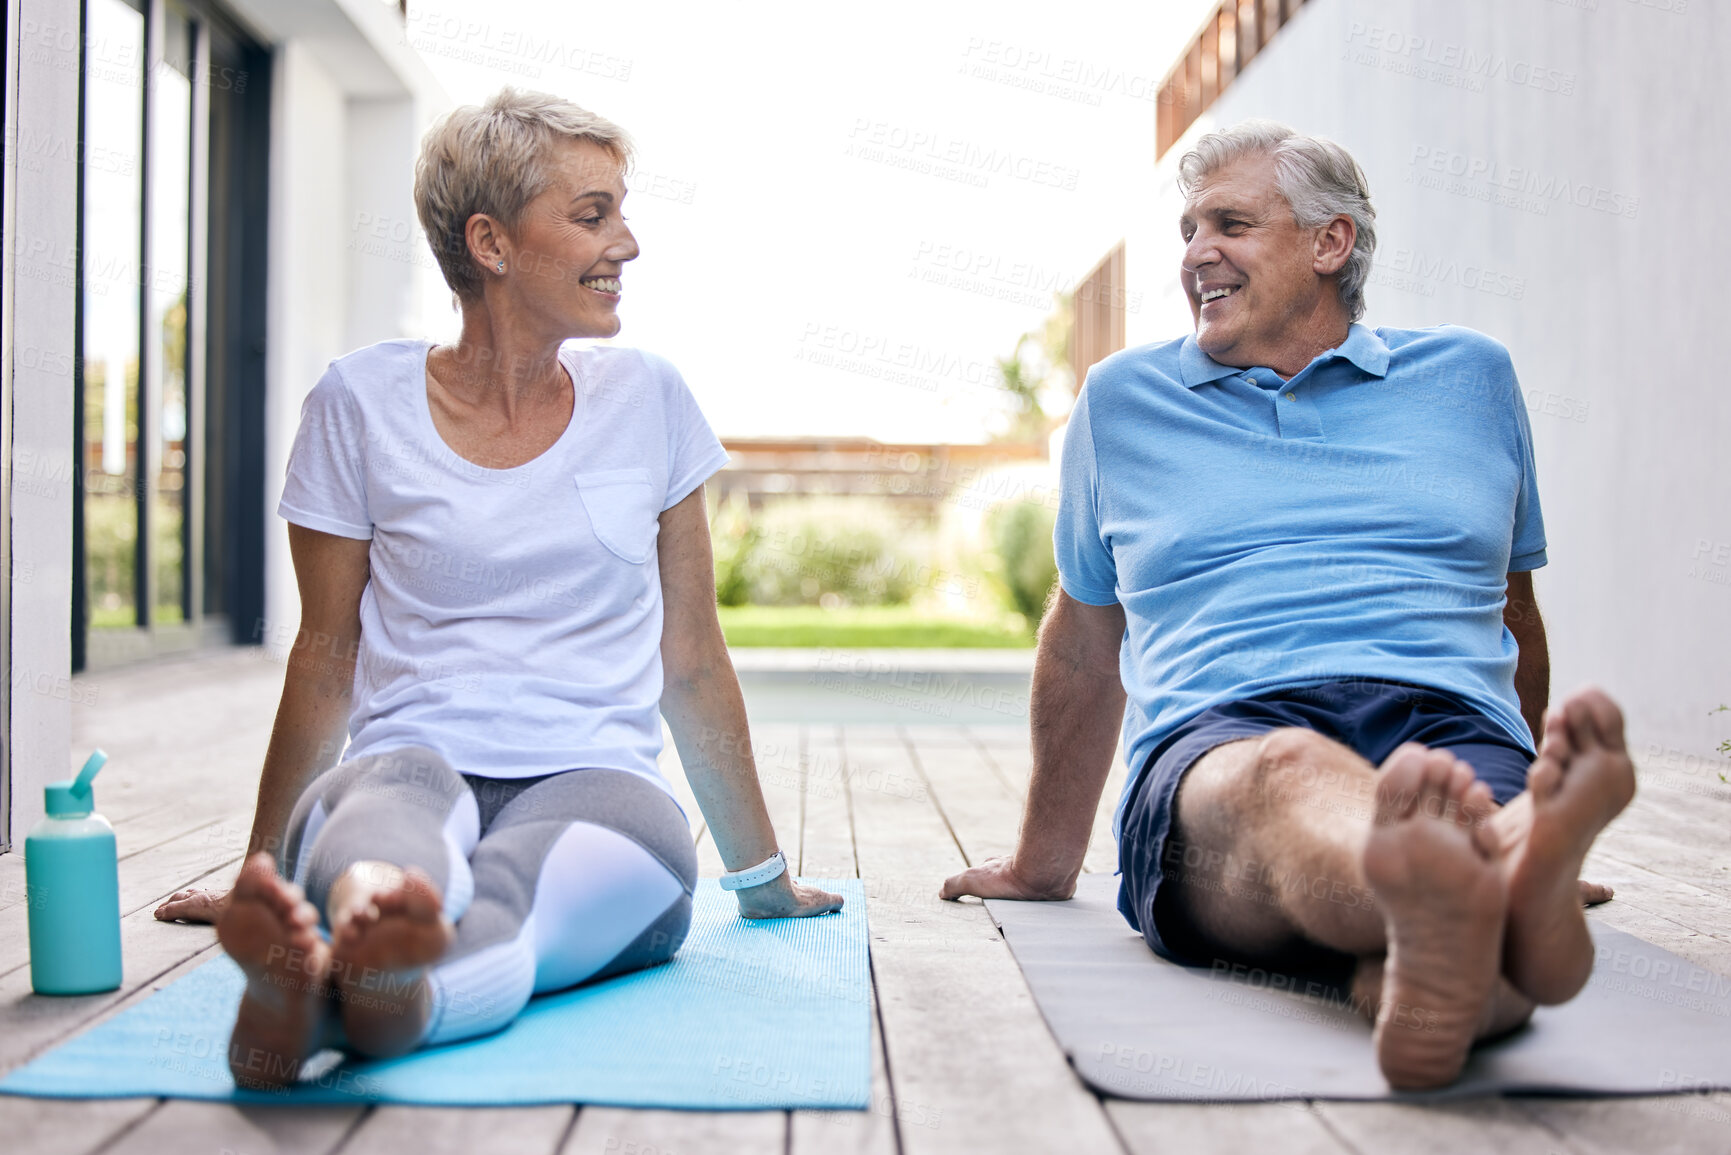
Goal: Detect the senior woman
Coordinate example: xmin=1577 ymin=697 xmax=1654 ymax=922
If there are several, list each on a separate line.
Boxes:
xmin=152 ymin=88 xmax=841 ymax=1088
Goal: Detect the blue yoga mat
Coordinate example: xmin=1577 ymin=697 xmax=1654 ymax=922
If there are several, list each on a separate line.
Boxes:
xmin=1 ymin=879 xmax=869 ymax=1110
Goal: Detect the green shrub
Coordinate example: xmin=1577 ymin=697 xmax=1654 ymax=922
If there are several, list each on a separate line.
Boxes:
xmin=987 ymin=499 xmax=1058 ymax=622
xmin=709 ymin=490 xmax=758 ymax=608
xmin=736 ymin=497 xmax=927 ymax=607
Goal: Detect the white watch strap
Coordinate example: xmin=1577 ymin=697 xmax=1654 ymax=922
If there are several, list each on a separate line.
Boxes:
xmin=719 ymin=849 xmax=787 ymax=891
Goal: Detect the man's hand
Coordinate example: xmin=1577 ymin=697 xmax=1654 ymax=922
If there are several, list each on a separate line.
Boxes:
xmin=154 ymin=886 xmax=231 ymax=924
xmin=940 ymin=856 xmax=1074 ymax=902
xmin=734 ymin=873 xmax=844 ymax=919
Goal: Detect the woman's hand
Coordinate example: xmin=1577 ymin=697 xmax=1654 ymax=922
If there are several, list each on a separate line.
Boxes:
xmin=733 ymin=872 xmax=844 ymax=920
xmin=154 ymin=885 xmax=232 ymax=924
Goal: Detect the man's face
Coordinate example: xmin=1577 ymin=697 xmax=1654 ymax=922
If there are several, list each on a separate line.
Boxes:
xmin=1178 ymin=152 xmax=1335 ymax=369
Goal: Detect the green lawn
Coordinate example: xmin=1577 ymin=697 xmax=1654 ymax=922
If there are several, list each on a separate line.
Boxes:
xmin=718 ymin=605 xmax=1035 ymax=648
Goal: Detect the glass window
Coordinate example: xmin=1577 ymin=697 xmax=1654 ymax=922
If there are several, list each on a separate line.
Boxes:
xmin=151 ymin=5 xmax=194 ymax=623
xmin=81 ymin=0 xmax=146 ymax=631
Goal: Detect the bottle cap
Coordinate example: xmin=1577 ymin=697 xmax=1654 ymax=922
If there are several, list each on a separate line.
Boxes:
xmin=45 ymin=750 xmax=108 ymax=817
xmin=45 ymin=781 xmax=93 ymax=817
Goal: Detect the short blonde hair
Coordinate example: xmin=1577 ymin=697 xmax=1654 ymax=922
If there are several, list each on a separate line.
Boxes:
xmin=414 ymin=88 xmax=633 ymax=300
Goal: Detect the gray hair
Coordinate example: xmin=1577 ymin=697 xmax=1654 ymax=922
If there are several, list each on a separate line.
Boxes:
xmin=414 ymin=88 xmax=633 ymax=300
xmin=1177 ymin=120 xmax=1376 ymax=322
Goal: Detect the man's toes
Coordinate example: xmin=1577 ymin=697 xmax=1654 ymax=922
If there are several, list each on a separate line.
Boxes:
xmin=1577 ymin=689 xmax=1627 ymax=749
xmin=1377 ymin=745 xmax=1431 ymax=821
xmin=1462 ymin=777 xmax=1496 ymax=823
xmin=1441 ymin=757 xmax=1477 ymax=807
xmin=1538 ymin=706 xmax=1574 ymax=760
xmin=1562 ymin=696 xmax=1602 ymax=754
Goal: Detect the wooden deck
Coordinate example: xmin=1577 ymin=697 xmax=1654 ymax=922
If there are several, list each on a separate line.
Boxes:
xmin=3 ymin=647 xmax=1730 ymax=1154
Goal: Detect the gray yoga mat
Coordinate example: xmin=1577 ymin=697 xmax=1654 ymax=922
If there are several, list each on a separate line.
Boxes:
xmin=985 ymin=874 xmax=1731 ymax=1101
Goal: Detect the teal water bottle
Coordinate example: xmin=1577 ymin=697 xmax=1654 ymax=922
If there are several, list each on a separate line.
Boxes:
xmin=26 ymin=750 xmax=123 ymax=995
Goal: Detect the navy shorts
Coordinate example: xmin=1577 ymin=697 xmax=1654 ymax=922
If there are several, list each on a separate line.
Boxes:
xmin=1116 ymin=679 xmax=1534 ymax=963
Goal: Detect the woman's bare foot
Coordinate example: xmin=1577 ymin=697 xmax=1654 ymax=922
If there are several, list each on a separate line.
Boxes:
xmin=1500 ymin=688 xmax=1637 ymax=1005
xmin=326 ymin=861 xmax=453 ymax=1058
xmin=216 ymin=853 xmax=335 ymax=1089
xmin=1363 ymin=745 xmax=1506 ymax=1090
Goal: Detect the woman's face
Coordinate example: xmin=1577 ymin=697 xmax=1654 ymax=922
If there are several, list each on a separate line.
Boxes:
xmin=497 ymin=139 xmax=639 ymax=339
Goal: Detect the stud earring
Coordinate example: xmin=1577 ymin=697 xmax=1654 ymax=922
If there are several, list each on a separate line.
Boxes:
xmin=496 ymin=261 xmax=505 ymax=272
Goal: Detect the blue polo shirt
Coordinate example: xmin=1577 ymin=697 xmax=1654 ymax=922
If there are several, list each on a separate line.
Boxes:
xmin=1053 ymin=323 xmax=1547 ymax=836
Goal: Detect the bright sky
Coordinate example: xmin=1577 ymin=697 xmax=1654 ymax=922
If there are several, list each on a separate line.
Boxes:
xmin=405 ymin=0 xmax=1218 ymax=442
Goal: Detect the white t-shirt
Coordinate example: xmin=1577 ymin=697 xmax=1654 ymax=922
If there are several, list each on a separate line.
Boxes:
xmin=277 ymin=338 xmax=730 ymax=789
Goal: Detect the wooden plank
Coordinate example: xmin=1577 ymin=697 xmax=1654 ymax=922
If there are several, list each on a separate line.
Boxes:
xmin=1593 ymin=798 xmax=1731 ymax=898
xmin=1314 ymin=1098 xmax=1586 ymax=1154
xmin=0 ymin=904 xmax=220 ymax=1072
xmin=0 ymin=1097 xmax=159 ymax=1155
xmin=1583 ymin=901 xmax=1731 ymax=976
xmin=965 ymin=730 xmax=1127 ymax=876
xmin=752 ymin=723 xmax=806 ymax=869
xmin=790 ymin=725 xmax=898 ymax=1155
xmin=106 ymin=1102 xmax=364 ymax=1155
xmin=789 ymin=981 xmax=901 ymax=1155
xmin=1107 ymin=1100 xmax=1350 ymax=1154
xmin=561 ymin=1107 xmax=785 ymax=1154
xmin=901 ymin=728 xmax=1019 ymax=865
xmin=344 ymin=1106 xmax=572 ymax=1155
xmin=0 ymin=813 xmax=246 ymax=975
xmin=1513 ymin=1093 xmax=1731 ymax=1155
xmin=801 ymin=726 xmax=857 ymax=880
xmin=70 ymin=650 xmax=282 ymax=826
xmin=843 ymin=725 xmax=1123 ymax=1154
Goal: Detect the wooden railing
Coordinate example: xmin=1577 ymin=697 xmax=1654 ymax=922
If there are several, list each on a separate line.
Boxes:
xmin=1156 ymin=0 xmax=1310 ymax=160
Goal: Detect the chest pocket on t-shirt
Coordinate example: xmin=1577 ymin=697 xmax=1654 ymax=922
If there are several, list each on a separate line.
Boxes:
xmin=575 ymin=468 xmax=659 ymax=564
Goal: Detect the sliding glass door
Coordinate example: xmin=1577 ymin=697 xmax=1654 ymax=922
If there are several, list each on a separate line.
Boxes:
xmin=74 ymin=0 xmax=268 ymax=670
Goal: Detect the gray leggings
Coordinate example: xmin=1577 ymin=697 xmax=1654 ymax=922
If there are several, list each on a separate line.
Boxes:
xmin=279 ymin=746 xmax=696 ymax=1045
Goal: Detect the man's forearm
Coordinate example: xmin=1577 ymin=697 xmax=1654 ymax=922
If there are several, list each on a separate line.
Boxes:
xmin=1014 ymin=616 xmax=1128 ymax=891
xmin=1512 ymin=626 xmax=1550 ymax=743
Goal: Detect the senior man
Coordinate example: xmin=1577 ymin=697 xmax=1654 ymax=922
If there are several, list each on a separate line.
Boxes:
xmin=943 ymin=121 xmax=1634 ymax=1090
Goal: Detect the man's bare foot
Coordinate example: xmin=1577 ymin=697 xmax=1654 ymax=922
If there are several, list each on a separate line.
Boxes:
xmin=1363 ymin=745 xmax=1506 ymax=1090
xmin=1352 ymin=957 xmax=1534 ymax=1044
xmin=1501 ymin=688 xmax=1636 ymax=1005
xmin=216 ymin=853 xmax=335 ymax=1089
xmin=326 ymin=861 xmax=453 ymax=1058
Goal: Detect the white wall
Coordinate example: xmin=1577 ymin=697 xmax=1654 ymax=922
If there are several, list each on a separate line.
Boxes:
xmin=1128 ymin=0 xmax=1731 ymax=760
xmin=345 ymin=96 xmax=423 ymax=349
xmin=5 ymin=0 xmax=83 ymax=842
xmin=261 ymin=42 xmax=351 ymax=660
xmin=258 ymin=29 xmax=446 ymax=661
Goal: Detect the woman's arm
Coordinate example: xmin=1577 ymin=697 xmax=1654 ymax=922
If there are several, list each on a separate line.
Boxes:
xmin=154 ymin=524 xmax=371 ymax=922
xmin=658 ymin=487 xmax=842 ymax=919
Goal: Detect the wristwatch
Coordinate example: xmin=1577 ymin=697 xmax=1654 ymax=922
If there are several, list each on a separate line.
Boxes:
xmin=719 ymin=849 xmax=787 ymax=891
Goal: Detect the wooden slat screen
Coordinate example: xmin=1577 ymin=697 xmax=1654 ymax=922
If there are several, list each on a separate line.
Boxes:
xmin=1156 ymin=0 xmax=1308 ymax=160
xmin=1071 ymin=242 xmax=1128 ymax=392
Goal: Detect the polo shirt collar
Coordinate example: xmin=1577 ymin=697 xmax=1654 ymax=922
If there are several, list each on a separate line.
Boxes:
xmin=1177 ymin=323 xmax=1391 ymax=388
